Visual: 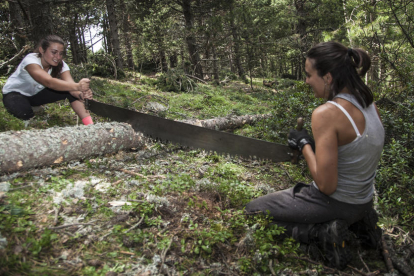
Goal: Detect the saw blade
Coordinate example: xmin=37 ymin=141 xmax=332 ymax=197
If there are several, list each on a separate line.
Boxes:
xmin=86 ymin=100 xmax=293 ymax=162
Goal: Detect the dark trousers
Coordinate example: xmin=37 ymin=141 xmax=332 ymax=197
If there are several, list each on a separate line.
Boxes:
xmin=2 ymin=89 xmax=77 ymax=120
xmin=245 ymin=182 xmax=373 ymax=243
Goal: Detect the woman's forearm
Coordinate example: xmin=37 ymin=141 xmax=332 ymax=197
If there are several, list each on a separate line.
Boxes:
xmin=302 ymin=144 xmax=317 ymax=180
xmin=302 ymin=144 xmax=337 ymax=195
xmin=43 ymin=77 xmax=81 ymax=91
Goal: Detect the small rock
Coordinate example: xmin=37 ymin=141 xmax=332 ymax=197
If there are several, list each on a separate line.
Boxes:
xmin=0 ymin=233 xmax=7 ymax=250
xmin=146 ymin=102 xmax=167 ymax=112
xmin=0 ymin=182 xmax=10 ymax=192
xmin=87 ymin=259 xmax=104 ymax=267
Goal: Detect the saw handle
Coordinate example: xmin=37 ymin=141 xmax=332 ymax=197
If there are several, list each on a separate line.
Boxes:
xmin=291 ymin=117 xmax=304 ymax=164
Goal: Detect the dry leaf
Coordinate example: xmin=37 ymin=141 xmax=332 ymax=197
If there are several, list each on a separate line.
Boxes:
xmin=54 ymin=156 xmax=64 ymax=164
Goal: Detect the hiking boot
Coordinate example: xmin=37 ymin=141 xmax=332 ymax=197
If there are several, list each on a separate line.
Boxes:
xmin=299 ymin=242 xmax=324 ymax=263
xmin=349 ymin=209 xmax=382 ymax=249
xmin=313 ymin=220 xmax=352 ymax=270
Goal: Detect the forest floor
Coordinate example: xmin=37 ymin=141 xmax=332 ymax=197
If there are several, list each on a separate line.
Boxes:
xmin=0 ymin=75 xmax=413 ymax=276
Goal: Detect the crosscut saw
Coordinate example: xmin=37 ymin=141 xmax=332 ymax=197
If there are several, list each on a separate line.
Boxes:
xmin=86 ymin=99 xmax=302 ymax=163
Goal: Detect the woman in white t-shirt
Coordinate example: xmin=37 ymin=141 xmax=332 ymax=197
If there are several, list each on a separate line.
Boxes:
xmin=2 ymin=35 xmax=94 ymax=125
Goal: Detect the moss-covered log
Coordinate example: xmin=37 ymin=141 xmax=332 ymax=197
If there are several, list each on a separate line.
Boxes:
xmin=0 ymin=123 xmax=144 ymax=174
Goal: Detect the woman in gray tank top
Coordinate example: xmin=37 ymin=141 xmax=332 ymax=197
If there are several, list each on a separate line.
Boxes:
xmin=245 ymin=41 xmax=384 ymax=270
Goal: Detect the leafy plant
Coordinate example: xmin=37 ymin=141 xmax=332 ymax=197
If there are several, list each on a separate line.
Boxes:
xmin=157 ymin=69 xmax=197 ymax=93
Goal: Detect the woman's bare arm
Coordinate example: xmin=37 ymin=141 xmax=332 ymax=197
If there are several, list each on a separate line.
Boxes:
xmin=302 ymin=105 xmax=339 ymax=195
xmin=25 ymin=64 xmax=89 ymax=92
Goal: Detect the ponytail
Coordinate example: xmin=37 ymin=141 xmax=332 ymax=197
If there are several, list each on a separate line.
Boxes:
xmin=307 ymin=41 xmax=373 ymax=107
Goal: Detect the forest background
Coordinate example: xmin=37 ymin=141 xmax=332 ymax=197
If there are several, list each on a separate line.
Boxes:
xmin=0 ymin=0 xmax=413 ymax=275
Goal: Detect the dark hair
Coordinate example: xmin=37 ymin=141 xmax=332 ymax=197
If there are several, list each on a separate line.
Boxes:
xmin=35 ymin=35 xmax=66 ymax=78
xmin=306 ymin=41 xmax=373 ymax=107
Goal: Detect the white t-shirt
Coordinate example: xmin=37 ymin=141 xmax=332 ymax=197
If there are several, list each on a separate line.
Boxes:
xmin=2 ymin=53 xmax=70 ymax=96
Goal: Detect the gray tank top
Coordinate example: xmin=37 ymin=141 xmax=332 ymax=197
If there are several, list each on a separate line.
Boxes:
xmin=312 ymin=93 xmax=384 ymax=204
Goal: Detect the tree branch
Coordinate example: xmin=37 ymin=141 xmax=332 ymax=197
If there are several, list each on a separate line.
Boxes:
xmin=386 ymin=0 xmax=414 ymax=49
xmin=0 ymin=45 xmax=30 ymax=70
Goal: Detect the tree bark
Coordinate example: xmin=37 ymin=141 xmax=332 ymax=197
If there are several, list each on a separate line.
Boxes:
xmin=169 ymin=53 xmax=177 ymax=68
xmin=106 ymin=0 xmax=124 ymax=70
xmin=229 ymin=2 xmax=246 ymax=81
xmin=212 ymin=44 xmax=219 ymax=85
xmin=28 ymin=0 xmax=53 ymax=45
xmin=68 ymin=10 xmax=80 ymax=64
xmin=9 ymin=0 xmax=27 ymax=49
xmin=0 ymin=113 xmax=272 ymax=174
xmin=181 ymin=0 xmax=204 ymax=79
xmin=120 ymin=0 xmax=135 ymax=69
xmin=159 ymin=49 xmax=168 ymax=73
xmin=0 ymin=123 xmax=143 ymax=174
xmin=102 ymin=15 xmax=111 ymax=53
xmin=79 ymin=25 xmax=88 ymax=63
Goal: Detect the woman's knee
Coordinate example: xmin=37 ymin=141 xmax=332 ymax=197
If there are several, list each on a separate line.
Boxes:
xmin=245 ymin=196 xmax=273 ymax=215
xmin=3 ymin=93 xmax=34 ymax=120
xmin=6 ymin=106 xmax=34 ymax=120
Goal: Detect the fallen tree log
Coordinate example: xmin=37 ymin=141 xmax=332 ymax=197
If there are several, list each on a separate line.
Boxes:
xmin=0 ymin=113 xmax=271 ymax=174
xmin=181 ymin=113 xmax=272 ymax=130
xmin=0 ymin=123 xmax=144 ymax=174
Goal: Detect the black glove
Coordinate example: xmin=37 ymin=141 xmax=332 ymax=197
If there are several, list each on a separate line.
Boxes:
xmin=288 ymin=128 xmax=315 ymax=152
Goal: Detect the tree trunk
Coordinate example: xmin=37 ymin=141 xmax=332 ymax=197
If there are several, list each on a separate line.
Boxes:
xmin=169 ymin=53 xmax=177 ymax=68
xmin=9 ymin=1 xmax=27 ymax=49
xmin=342 ymin=0 xmax=354 ymax=46
xmin=68 ymin=10 xmax=80 ymax=64
xmin=28 ymin=0 xmax=53 ymax=45
xmin=102 ymin=15 xmax=111 ymax=53
xmin=79 ymin=26 xmax=88 ymax=63
xmin=159 ymin=49 xmax=168 ymax=73
xmin=294 ymin=0 xmax=308 ymax=74
xmin=368 ymin=0 xmax=379 ymax=83
xmin=181 ymin=0 xmax=203 ymax=79
xmin=212 ymin=47 xmax=219 ymax=85
xmin=229 ymin=2 xmax=246 ymax=81
xmin=0 ymin=123 xmax=144 ymax=174
xmin=106 ymin=0 xmax=124 ymax=70
xmin=120 ymin=0 xmax=134 ymax=69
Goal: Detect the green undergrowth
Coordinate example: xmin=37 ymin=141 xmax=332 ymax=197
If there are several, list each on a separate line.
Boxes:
xmin=0 ymin=145 xmax=307 ymax=275
xmin=0 ymin=74 xmax=413 ymax=275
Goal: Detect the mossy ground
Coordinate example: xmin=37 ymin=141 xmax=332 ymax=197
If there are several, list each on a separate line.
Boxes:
xmin=0 ymin=73 xmax=412 ymax=275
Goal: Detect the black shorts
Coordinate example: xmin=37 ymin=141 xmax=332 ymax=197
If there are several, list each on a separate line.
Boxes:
xmin=2 ymin=88 xmax=77 ymax=120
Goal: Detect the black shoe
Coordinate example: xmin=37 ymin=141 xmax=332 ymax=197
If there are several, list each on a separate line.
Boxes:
xmin=299 ymin=242 xmax=324 ymax=263
xmin=318 ymin=220 xmax=352 ymax=270
xmin=349 ymin=209 xmax=382 ymax=249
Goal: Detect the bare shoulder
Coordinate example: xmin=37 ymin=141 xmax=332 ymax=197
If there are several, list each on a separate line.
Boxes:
xmin=312 ymin=103 xmax=338 ymax=123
